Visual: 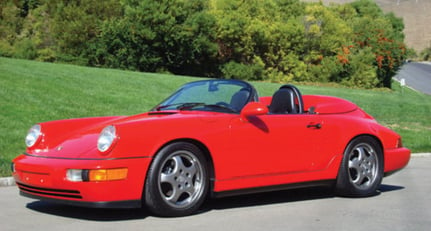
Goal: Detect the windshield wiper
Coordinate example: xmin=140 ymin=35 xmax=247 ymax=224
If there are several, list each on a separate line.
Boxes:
xmin=177 ymin=102 xmax=206 ymax=110
xmin=155 ymin=102 xmax=204 ymax=111
xmin=181 ymin=103 xmax=237 ymax=113
xmin=156 ymin=102 xmax=237 ymax=113
xmin=202 ymin=104 xmax=237 ymax=113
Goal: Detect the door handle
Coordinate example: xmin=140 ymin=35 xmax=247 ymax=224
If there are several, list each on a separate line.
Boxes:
xmin=307 ymin=123 xmax=322 ymax=129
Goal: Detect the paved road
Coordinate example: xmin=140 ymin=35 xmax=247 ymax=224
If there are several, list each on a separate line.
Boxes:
xmin=395 ymin=62 xmax=431 ymax=95
xmin=1 ymin=156 xmax=430 ymax=231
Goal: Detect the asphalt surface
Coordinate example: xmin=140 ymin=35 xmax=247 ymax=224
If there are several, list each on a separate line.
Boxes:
xmin=395 ymin=62 xmax=431 ymax=95
xmin=0 ymin=155 xmax=430 ymax=231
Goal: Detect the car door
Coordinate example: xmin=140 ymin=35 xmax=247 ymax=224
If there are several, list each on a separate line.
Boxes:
xmin=226 ymin=113 xmax=334 ymax=180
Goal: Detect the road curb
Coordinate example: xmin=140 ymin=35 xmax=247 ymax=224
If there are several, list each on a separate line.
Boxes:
xmin=1 ymin=153 xmax=430 ymax=187
xmin=0 ymin=177 xmax=15 ymax=187
xmin=411 ymin=153 xmax=431 ymax=157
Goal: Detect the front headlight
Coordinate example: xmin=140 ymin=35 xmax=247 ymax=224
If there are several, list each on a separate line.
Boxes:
xmin=25 ymin=124 xmax=42 ymax=148
xmin=97 ymin=125 xmax=117 ymax=153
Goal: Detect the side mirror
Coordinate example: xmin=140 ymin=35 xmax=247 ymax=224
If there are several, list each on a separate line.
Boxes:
xmin=240 ymin=102 xmax=268 ymax=120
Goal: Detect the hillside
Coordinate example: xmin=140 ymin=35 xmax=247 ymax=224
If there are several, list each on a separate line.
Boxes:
xmin=303 ymin=0 xmax=431 ymax=53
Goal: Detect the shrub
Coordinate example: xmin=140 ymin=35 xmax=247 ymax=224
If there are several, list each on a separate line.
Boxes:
xmin=221 ymin=59 xmax=265 ymax=80
xmin=13 ymin=39 xmax=37 ymax=60
xmin=0 ymin=40 xmax=14 ymax=57
xmin=341 ymin=47 xmax=378 ymax=89
xmin=420 ymin=46 xmax=431 ymax=61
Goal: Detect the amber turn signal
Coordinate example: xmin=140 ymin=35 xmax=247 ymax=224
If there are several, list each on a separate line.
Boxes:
xmin=89 ymin=168 xmax=128 ymax=182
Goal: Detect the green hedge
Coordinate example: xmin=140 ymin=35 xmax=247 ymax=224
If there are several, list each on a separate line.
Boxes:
xmin=0 ymin=0 xmax=408 ymax=88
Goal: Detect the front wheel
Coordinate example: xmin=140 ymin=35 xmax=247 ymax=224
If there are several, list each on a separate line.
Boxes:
xmin=144 ymin=142 xmax=209 ymax=217
xmin=335 ymin=136 xmax=383 ymax=197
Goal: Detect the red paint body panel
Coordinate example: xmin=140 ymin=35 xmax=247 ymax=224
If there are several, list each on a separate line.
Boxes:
xmin=13 ymin=154 xmax=151 ymax=202
xmin=12 ymin=80 xmax=410 ymax=208
xmin=383 ymin=148 xmax=411 ymax=174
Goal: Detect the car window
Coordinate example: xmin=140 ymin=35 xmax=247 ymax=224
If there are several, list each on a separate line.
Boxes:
xmin=153 ymin=80 xmax=256 ymax=113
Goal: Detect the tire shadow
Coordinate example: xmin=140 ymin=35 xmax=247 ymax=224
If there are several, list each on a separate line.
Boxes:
xmin=26 ymin=201 xmax=149 ymax=221
xmin=202 ymin=186 xmax=335 ymax=212
xmin=201 ymin=183 xmax=405 ymax=212
xmin=378 ymin=184 xmax=405 ymax=193
xmin=24 ymin=184 xmax=404 ymax=220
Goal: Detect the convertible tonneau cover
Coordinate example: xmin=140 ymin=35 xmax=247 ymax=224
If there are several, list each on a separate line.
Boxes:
xmin=302 ymin=95 xmax=358 ymax=114
xmin=259 ymin=95 xmax=358 ymax=115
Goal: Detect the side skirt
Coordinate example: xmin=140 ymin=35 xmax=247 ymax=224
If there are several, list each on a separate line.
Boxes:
xmin=211 ymin=180 xmax=335 ymax=198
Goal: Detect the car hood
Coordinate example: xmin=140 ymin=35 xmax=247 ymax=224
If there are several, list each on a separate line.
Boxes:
xmin=28 ymin=111 xmax=181 ymax=159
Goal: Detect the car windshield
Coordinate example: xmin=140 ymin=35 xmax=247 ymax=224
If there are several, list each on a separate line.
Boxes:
xmin=153 ymin=79 xmax=257 ymax=113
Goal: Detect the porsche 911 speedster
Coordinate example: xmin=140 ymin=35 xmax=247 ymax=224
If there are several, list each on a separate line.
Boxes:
xmin=12 ymin=79 xmax=410 ymax=217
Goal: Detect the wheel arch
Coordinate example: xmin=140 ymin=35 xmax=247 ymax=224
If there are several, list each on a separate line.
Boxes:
xmin=335 ymin=134 xmax=384 ymax=182
xmin=347 ymin=134 xmax=384 ymax=156
xmin=340 ymin=134 xmax=384 ymax=170
xmin=144 ymin=138 xmax=216 ymax=199
xmin=335 ymin=133 xmax=385 ymax=196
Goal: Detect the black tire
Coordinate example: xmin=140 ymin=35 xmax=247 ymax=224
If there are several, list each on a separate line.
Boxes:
xmin=335 ymin=136 xmax=383 ymax=197
xmin=144 ymin=142 xmax=209 ymax=217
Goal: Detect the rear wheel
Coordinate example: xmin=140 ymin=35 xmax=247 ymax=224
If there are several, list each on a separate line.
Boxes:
xmin=144 ymin=142 xmax=209 ymax=217
xmin=336 ymin=136 xmax=383 ymax=197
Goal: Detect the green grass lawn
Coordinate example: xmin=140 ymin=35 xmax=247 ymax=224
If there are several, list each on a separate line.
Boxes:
xmin=1 ymin=57 xmax=430 ymax=177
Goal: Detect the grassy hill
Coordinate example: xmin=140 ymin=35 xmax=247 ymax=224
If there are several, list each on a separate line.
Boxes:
xmin=303 ymin=0 xmax=431 ymax=53
xmin=1 ymin=57 xmax=430 ymax=176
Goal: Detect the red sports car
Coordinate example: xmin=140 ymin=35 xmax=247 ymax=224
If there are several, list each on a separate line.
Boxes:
xmin=12 ymin=79 xmax=410 ymax=217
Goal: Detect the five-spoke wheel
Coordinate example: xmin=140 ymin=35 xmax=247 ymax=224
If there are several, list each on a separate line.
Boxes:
xmin=336 ymin=136 xmax=383 ymax=197
xmin=144 ymin=142 xmax=209 ymax=217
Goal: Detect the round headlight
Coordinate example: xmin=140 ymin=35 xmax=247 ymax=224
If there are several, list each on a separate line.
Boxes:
xmin=25 ymin=124 xmax=42 ymax=148
xmin=97 ymin=125 xmax=117 ymax=153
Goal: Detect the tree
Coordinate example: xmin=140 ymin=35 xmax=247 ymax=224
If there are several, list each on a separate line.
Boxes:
xmin=0 ymin=1 xmax=24 ymax=57
xmin=210 ymin=0 xmax=307 ymax=81
xmin=0 ymin=0 xmax=409 ymax=89
xmin=96 ymin=0 xmax=218 ymax=75
xmin=49 ymin=0 xmax=123 ymax=64
xmin=349 ymin=0 xmax=407 ymax=88
xmin=301 ymin=3 xmax=354 ymax=82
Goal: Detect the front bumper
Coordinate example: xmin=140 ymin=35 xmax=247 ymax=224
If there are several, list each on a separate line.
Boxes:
xmin=12 ymin=154 xmax=152 ymax=208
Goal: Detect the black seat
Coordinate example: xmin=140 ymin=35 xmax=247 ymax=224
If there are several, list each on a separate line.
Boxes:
xmin=269 ymin=88 xmax=297 ymax=114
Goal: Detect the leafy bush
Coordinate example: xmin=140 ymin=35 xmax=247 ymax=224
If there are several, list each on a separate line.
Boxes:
xmin=13 ymin=39 xmax=37 ymax=60
xmin=221 ymin=59 xmax=265 ymax=80
xmin=0 ymin=0 xmax=408 ymax=89
xmin=340 ymin=47 xmax=378 ymax=89
xmin=0 ymin=40 xmax=14 ymax=57
xmin=420 ymin=46 xmax=431 ymax=61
